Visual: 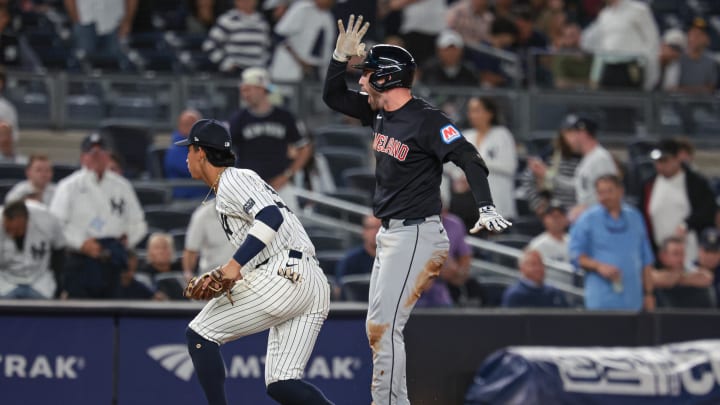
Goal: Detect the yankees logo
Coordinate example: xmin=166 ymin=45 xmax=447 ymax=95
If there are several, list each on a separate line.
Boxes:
xmin=110 ymin=198 xmax=125 ymax=215
xmin=30 ymin=242 xmax=47 ymax=260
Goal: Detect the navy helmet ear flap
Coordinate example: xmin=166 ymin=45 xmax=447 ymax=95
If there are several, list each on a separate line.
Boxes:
xmin=354 ymin=44 xmax=416 ymax=92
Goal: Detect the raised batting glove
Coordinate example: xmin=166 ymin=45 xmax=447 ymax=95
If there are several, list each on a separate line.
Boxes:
xmin=470 ymin=205 xmax=512 ymax=233
xmin=333 ymin=14 xmax=370 ymax=62
xmin=184 ymin=266 xmax=236 ymax=304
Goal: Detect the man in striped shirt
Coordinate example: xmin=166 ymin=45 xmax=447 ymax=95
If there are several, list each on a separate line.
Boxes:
xmin=203 ymin=0 xmax=271 ymax=74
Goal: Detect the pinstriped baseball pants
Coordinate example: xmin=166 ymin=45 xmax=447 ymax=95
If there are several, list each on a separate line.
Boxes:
xmin=189 ymin=251 xmax=330 ymax=385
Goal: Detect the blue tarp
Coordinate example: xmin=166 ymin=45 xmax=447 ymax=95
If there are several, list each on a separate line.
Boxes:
xmin=466 ymin=340 xmax=720 ymax=405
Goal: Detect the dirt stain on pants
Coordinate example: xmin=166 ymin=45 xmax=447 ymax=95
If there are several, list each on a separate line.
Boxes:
xmin=404 ymin=250 xmax=448 ymax=308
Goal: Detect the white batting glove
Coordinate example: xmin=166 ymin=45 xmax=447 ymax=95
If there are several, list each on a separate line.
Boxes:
xmin=470 ymin=205 xmax=512 ymax=234
xmin=333 ymin=14 xmax=370 ymax=62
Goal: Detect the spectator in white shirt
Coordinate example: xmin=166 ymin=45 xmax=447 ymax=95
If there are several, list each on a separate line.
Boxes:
xmin=658 ymin=29 xmax=686 ymax=91
xmin=0 ymin=200 xmax=66 ymax=299
xmin=49 ymin=133 xmax=147 ymax=298
xmin=0 ymin=120 xmax=25 ymax=164
xmin=449 ymin=97 xmax=518 ymax=220
xmin=182 ymin=200 xmax=235 ymax=281
xmin=5 ymin=154 xmax=56 ymax=206
xmin=563 ymin=115 xmax=617 ymax=222
xmin=269 ymin=0 xmax=335 ymax=82
xmin=0 ymin=68 xmax=18 ymax=141
xmin=528 ymin=201 xmax=570 ymax=263
xmin=581 ymin=0 xmax=660 ymax=91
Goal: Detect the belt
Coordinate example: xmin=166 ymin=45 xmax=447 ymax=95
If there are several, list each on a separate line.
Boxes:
xmin=255 ymin=249 xmax=305 ymax=268
xmin=380 ymin=217 xmax=426 ymax=228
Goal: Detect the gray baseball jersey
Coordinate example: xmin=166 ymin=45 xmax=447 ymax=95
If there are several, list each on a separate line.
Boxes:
xmin=0 ymin=202 xmax=65 ymax=298
xmin=188 ymin=168 xmax=330 ymax=386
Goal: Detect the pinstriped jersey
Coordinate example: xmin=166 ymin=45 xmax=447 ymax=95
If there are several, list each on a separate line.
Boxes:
xmin=214 ymin=167 xmax=314 ymax=269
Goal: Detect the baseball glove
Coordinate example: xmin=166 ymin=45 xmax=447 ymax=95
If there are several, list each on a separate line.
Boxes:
xmin=184 ymin=267 xmax=235 ymax=304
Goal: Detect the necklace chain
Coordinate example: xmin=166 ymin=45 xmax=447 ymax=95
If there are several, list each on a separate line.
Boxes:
xmin=202 ymin=168 xmax=226 ymax=206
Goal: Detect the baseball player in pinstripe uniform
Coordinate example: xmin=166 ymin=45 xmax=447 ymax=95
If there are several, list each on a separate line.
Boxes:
xmin=324 ymin=16 xmax=512 ymax=404
xmin=178 ymin=119 xmax=333 ymax=405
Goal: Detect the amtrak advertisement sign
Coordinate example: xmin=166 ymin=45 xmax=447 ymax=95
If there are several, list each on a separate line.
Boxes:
xmin=466 ymin=340 xmax=720 ymax=405
xmin=117 ymin=317 xmax=372 ymax=405
xmin=0 ymin=316 xmax=114 ymax=405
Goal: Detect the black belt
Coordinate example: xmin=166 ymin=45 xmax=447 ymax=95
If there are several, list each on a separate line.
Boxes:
xmin=255 ymin=249 xmax=304 ymax=268
xmin=380 ymin=217 xmax=426 ymax=228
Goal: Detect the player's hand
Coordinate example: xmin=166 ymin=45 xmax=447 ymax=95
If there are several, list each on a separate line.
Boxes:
xmin=643 ymin=294 xmax=656 ymax=312
xmin=334 ymin=14 xmax=370 ymax=62
xmin=596 ymin=263 xmax=621 ymax=282
xmin=80 ymin=238 xmax=103 ymax=258
xmin=470 ymin=205 xmax=512 ymax=234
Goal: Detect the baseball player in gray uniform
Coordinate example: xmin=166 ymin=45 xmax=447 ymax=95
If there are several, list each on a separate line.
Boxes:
xmin=178 ymin=119 xmax=333 ymax=405
xmin=324 ymin=16 xmax=512 ymax=404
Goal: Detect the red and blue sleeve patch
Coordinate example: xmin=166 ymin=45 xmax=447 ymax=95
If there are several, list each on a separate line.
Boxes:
xmin=440 ymin=124 xmax=462 ymax=144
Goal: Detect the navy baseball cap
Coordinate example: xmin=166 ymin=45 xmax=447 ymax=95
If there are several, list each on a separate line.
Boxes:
xmin=650 ymin=139 xmax=680 ymax=160
xmin=700 ymin=228 xmax=720 ymax=252
xmin=81 ymin=132 xmax=106 ymax=152
xmin=561 ymin=114 xmax=598 ymax=136
xmin=175 ymin=119 xmax=232 ymax=151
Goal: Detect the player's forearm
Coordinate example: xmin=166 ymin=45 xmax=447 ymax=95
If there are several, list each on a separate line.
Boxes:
xmin=183 ymin=250 xmax=199 ymax=274
xmin=322 ymin=60 xmax=366 ymax=119
xmin=449 ymin=144 xmax=493 ymax=207
xmin=679 ymin=270 xmax=713 ymax=287
xmin=288 ymin=144 xmax=312 ymax=176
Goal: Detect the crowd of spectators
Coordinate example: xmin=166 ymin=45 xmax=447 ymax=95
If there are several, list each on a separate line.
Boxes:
xmin=0 ymin=0 xmax=716 ymax=93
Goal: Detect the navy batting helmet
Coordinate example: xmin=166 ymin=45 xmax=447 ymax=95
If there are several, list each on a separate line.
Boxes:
xmin=353 ymin=44 xmax=416 ymax=92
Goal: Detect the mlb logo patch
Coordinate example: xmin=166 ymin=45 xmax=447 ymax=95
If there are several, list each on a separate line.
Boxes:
xmin=440 ymin=124 xmax=462 ymax=144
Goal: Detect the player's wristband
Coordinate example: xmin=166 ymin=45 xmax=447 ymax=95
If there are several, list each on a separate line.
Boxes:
xmin=332 ymin=50 xmax=349 ymax=62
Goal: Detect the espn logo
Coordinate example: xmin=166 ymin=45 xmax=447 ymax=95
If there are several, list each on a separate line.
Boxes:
xmin=440 ymin=125 xmax=462 ymax=144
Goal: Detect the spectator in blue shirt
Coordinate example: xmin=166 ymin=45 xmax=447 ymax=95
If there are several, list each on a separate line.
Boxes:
xmin=335 ymin=215 xmax=381 ymax=299
xmin=502 ymin=249 xmax=569 ymax=308
xmin=164 ymin=109 xmax=206 ymax=199
xmin=569 ymin=174 xmax=656 ymax=311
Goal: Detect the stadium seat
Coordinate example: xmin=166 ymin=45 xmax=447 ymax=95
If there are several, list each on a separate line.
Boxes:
xmin=107 ymin=95 xmax=160 ymax=121
xmin=313 ymin=125 xmax=371 ymax=150
xmin=99 ymin=123 xmax=153 ymax=179
xmin=309 ymin=232 xmax=347 ymax=252
xmin=133 ymin=185 xmax=171 ymax=207
xmin=340 ymin=274 xmax=371 ymax=302
xmin=169 ymin=228 xmax=186 ymax=252
xmin=0 ymin=180 xmax=16 ymax=202
xmin=508 ymin=215 xmax=544 ymax=237
xmin=315 ymin=147 xmax=369 ymax=189
xmin=315 ymin=250 xmax=346 ymax=276
xmin=342 ymin=167 xmax=376 ymax=197
xmin=146 ymin=146 xmax=167 ymax=179
xmin=65 ymin=95 xmax=104 ymax=123
xmin=0 ymin=163 xmax=26 ymax=180
xmin=477 ymin=276 xmax=515 ymax=307
xmin=313 ymin=188 xmax=371 ymax=225
xmin=144 ymin=207 xmax=193 ymax=231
